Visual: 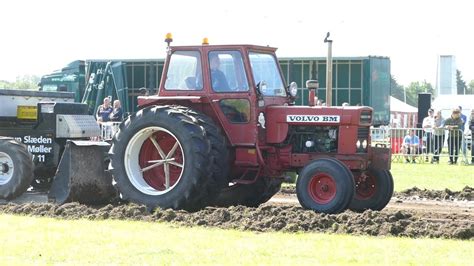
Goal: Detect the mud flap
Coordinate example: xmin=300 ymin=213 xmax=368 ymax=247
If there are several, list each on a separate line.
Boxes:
xmin=48 ymin=140 xmax=116 ymax=204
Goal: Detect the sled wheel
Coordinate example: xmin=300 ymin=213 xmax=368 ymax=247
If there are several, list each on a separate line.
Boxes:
xmin=0 ymin=138 xmax=34 ymax=199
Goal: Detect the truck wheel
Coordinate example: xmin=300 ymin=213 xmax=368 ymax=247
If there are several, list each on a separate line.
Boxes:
xmin=349 ymin=169 xmax=394 ymax=212
xmin=296 ymin=158 xmax=354 ymax=214
xmin=211 ymin=177 xmax=282 ymax=207
xmin=0 ymin=138 xmax=34 ymax=199
xmin=109 ymin=106 xmax=214 ymax=211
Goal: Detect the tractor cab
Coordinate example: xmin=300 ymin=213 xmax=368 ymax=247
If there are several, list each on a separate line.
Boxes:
xmin=137 ymin=42 xmax=292 ymax=147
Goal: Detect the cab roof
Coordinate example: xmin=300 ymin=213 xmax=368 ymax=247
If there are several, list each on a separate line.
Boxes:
xmin=169 ymin=44 xmax=278 ymax=53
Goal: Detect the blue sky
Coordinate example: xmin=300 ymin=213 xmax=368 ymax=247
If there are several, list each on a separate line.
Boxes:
xmin=1 ymin=0 xmax=472 ymax=86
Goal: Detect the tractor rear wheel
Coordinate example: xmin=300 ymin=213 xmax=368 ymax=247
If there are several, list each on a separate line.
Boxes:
xmin=349 ymin=169 xmax=394 ymax=212
xmin=109 ymin=106 xmax=215 ymax=211
xmin=211 ymin=177 xmax=283 ymax=207
xmin=173 ymin=107 xmax=229 ymax=199
xmin=0 ymin=138 xmax=34 ymax=199
xmin=296 ymin=158 xmax=354 ymax=214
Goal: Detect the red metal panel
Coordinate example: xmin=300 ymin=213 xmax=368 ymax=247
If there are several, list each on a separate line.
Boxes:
xmin=338 ymin=126 xmax=358 ymax=154
xmin=235 ymin=147 xmax=258 ymax=166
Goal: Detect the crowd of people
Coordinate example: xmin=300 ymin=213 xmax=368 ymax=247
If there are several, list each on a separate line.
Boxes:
xmin=402 ymin=106 xmax=474 ymax=165
xmin=96 ymin=97 xmax=123 ymax=123
xmin=95 ymin=97 xmax=124 ymax=140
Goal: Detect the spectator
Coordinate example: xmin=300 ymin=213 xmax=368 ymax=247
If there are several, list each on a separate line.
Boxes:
xmin=459 ymin=106 xmax=468 ymax=160
xmin=459 ymin=106 xmax=467 ymax=131
xmin=109 ymin=100 xmax=123 ymax=122
xmin=431 ymin=110 xmax=445 ymax=164
xmin=422 ymin=108 xmax=435 ymax=161
xmin=444 ymin=108 xmax=464 ymax=165
xmin=401 ymin=129 xmax=420 ymax=163
xmin=469 ymin=109 xmax=474 ymax=165
xmin=96 ymin=97 xmax=113 ymax=122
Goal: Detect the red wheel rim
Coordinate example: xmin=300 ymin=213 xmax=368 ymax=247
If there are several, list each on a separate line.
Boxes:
xmin=354 ymin=172 xmax=376 ymax=200
xmin=308 ymin=173 xmax=337 ymax=204
xmin=138 ymin=130 xmax=184 ymax=191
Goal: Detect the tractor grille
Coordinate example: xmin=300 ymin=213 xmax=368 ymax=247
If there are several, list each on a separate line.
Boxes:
xmin=356 ymin=127 xmax=369 ymax=153
xmin=358 ymin=127 xmax=369 ymax=139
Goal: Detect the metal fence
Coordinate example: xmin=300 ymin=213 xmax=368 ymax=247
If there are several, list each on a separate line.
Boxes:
xmin=99 ymin=122 xmax=121 ymax=141
xmin=371 ymin=127 xmax=472 ymax=165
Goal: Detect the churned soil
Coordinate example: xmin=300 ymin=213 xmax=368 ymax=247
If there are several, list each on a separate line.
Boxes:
xmin=1 ymin=193 xmax=472 ymax=240
xmin=280 ymin=186 xmax=474 ymax=201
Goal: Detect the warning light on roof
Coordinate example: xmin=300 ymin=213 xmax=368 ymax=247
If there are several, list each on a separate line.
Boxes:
xmin=165 ymin=33 xmax=173 ymax=46
xmin=202 ymin=37 xmax=209 ymax=45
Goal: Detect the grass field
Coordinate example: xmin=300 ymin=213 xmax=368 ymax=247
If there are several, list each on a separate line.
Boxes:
xmin=391 ymin=162 xmax=473 ymax=191
xmin=0 ymin=215 xmax=472 ymax=265
xmin=1 ymin=161 xmax=472 ymax=264
xmin=283 ymin=162 xmax=473 ymax=192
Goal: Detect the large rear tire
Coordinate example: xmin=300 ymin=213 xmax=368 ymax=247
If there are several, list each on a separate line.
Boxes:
xmin=174 ymin=107 xmax=229 ymax=196
xmin=211 ymin=177 xmax=283 ymax=207
xmin=0 ymin=138 xmax=34 ymax=199
xmin=109 ymin=106 xmax=215 ymax=211
xmin=349 ymin=169 xmax=394 ymax=212
xmin=296 ymin=158 xmax=355 ymax=214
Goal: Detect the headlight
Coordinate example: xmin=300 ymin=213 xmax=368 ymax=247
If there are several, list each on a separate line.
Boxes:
xmin=289 ymin=82 xmax=298 ymax=97
xmin=362 ymin=140 xmax=367 ymax=149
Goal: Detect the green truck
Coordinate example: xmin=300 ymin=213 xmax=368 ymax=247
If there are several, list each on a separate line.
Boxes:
xmin=39 ymin=56 xmax=390 ymax=125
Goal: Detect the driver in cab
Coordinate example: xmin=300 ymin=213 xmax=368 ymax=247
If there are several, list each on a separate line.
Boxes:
xmin=209 ymin=54 xmax=229 ymax=91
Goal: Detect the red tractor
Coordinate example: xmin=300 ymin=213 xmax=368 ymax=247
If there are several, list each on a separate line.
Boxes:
xmin=109 ymin=36 xmax=393 ymax=214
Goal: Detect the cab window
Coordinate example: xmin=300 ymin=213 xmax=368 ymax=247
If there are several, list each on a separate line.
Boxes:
xmin=219 ymin=99 xmax=250 ymax=123
xmin=249 ymin=52 xmax=286 ymax=96
xmin=165 ymin=51 xmax=203 ymax=90
xmin=209 ymin=51 xmax=249 ymax=92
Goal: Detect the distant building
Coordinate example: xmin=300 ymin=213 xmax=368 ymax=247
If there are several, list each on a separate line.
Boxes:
xmin=437 ymin=55 xmax=456 ymax=95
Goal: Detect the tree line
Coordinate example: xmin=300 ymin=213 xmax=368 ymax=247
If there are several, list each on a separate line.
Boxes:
xmin=391 ymin=69 xmax=474 ymax=107
xmin=0 ymin=75 xmax=40 ymax=90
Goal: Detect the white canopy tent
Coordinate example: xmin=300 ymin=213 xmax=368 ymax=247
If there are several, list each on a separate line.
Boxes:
xmin=390 ymin=96 xmax=417 ymax=112
xmin=389 ymin=96 xmax=417 ymax=128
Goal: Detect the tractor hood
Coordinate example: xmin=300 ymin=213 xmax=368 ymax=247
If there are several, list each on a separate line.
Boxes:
xmin=265 ymin=105 xmax=373 ymax=143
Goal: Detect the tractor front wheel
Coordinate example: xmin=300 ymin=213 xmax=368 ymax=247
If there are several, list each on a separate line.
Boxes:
xmin=296 ymin=158 xmax=354 ymax=213
xmin=0 ymin=138 xmax=34 ymax=199
xmin=349 ymin=169 xmax=394 ymax=212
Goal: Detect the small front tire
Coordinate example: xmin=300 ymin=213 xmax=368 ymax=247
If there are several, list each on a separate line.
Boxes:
xmin=296 ymin=158 xmax=355 ymax=214
xmin=349 ymin=169 xmax=394 ymax=212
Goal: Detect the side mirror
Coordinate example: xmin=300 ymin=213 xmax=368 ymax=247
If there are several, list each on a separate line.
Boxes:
xmin=256 ymin=81 xmax=267 ymax=107
xmin=256 ymin=81 xmax=267 ymax=97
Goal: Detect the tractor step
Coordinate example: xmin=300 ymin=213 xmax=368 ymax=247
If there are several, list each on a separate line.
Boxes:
xmin=48 ymin=140 xmax=116 ymax=205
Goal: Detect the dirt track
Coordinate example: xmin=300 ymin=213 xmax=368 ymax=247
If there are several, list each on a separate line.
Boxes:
xmin=0 ymin=187 xmax=473 ymax=240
